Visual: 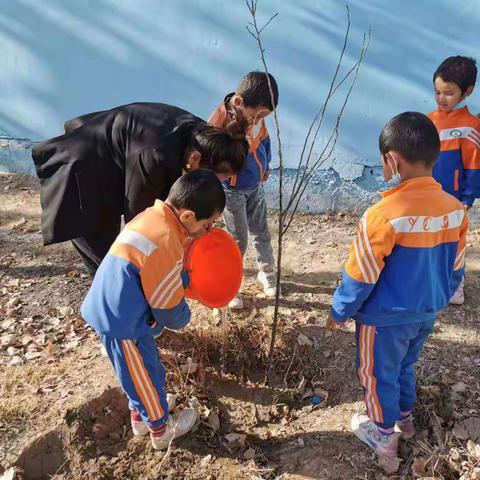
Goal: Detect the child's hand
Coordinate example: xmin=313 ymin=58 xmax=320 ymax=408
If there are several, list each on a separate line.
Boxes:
xmin=262 ymin=171 xmax=270 ymax=182
xmin=326 ymin=312 xmax=343 ymax=332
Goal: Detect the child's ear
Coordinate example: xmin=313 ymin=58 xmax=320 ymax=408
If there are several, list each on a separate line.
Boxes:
xmin=179 ymin=210 xmax=197 ymax=224
xmin=230 ymin=94 xmax=244 ymax=108
xmin=464 ymin=85 xmax=474 ymax=98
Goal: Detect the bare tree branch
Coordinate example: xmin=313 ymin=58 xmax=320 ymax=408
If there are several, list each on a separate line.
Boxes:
xmin=286 ymin=27 xmax=370 ymax=216
xmin=245 ymin=0 xmax=370 ymax=378
xmin=289 ymin=6 xmax=351 ymax=202
xmin=283 ymin=30 xmax=371 ymax=234
xmin=245 ymin=0 xmax=285 ymax=375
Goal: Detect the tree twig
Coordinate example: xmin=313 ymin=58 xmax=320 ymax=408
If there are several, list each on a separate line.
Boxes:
xmin=245 ymin=0 xmax=370 ymax=381
xmin=245 ymin=0 xmax=285 ymax=378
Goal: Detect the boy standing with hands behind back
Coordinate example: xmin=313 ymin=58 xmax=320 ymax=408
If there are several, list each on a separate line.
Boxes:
xmin=428 ymin=56 xmax=480 ymax=304
xmin=327 ymin=113 xmax=467 ymax=470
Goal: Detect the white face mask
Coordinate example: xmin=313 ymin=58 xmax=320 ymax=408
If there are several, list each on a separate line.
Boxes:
xmin=248 ymin=120 xmax=262 ymax=139
xmin=387 ymin=155 xmax=401 ymax=186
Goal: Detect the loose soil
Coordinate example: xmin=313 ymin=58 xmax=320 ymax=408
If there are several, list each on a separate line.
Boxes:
xmin=1 ymin=173 xmax=479 ymax=479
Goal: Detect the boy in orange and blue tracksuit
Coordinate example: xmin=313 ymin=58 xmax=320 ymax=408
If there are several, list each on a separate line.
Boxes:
xmin=327 ymin=113 xmax=467 ymax=468
xmin=209 ymin=72 xmax=279 ymax=309
xmin=428 ymin=56 xmax=479 ymax=304
xmin=81 ymin=170 xmax=225 ymax=450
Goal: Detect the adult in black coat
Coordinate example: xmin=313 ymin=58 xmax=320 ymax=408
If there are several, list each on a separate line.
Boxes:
xmin=32 ymin=102 xmax=248 ymax=277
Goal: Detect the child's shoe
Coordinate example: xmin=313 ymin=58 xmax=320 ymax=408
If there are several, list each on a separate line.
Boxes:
xmin=257 ymin=270 xmax=278 ymax=297
xmin=149 ymin=408 xmax=198 ymax=450
xmin=131 ymin=394 xmax=177 ymax=436
xmin=394 ymin=415 xmax=416 ymax=440
xmin=228 ymin=295 xmax=244 ymax=310
xmin=351 ymin=414 xmax=400 ymax=458
xmin=449 ymin=280 xmax=464 ymax=305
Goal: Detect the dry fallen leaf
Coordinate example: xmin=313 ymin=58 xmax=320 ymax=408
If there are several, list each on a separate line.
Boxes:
xmin=412 ymin=457 xmax=427 ymax=477
xmin=6 ymin=297 xmax=21 ymax=308
xmin=297 ymin=333 xmax=313 ymax=347
xmin=24 ymin=351 xmax=42 ymax=361
xmin=180 ymin=357 xmax=198 ymax=374
xmin=0 ymin=466 xmax=24 ymax=480
xmin=58 ymin=306 xmax=73 ymax=317
xmin=1 ymin=334 xmax=17 ymax=347
xmin=1 ymin=319 xmax=16 ymax=330
xmin=466 ymin=440 xmax=480 ymax=459
xmin=243 ymin=447 xmax=256 ymax=460
xmin=452 ymin=381 xmax=467 ymax=393
xmin=378 ymin=454 xmax=400 ymax=474
xmin=8 ymin=356 xmax=23 ymax=366
xmin=200 ymin=454 xmax=212 ymax=467
xmin=6 ymin=346 xmax=21 ymax=356
xmin=207 ymin=411 xmax=220 ymax=432
xmin=45 ymin=341 xmax=60 ymax=355
xmin=20 ymin=334 xmax=33 ymax=346
xmin=225 ymin=433 xmax=247 ymax=449
xmin=454 ymin=417 xmax=480 ymax=442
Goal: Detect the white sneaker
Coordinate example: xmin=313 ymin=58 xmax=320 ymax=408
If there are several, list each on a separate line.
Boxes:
xmin=449 ymin=281 xmax=464 ymax=305
xmin=150 ymin=408 xmax=198 ymax=450
xmin=131 ymin=394 xmax=177 ymax=436
xmin=228 ymin=295 xmax=244 ymax=310
xmin=257 ymin=270 xmax=278 ymax=297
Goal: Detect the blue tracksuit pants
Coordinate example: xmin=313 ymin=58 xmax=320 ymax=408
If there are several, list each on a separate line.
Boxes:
xmin=99 ymin=333 xmax=169 ymax=428
xmin=355 ymin=319 xmax=435 ymax=429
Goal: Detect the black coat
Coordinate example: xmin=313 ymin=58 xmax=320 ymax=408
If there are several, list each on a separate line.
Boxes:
xmin=32 ymin=103 xmax=203 ymax=245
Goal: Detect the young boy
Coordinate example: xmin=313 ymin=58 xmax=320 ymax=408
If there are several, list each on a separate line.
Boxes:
xmin=81 ymin=170 xmax=225 ymax=450
xmin=209 ymin=72 xmax=279 ymax=309
xmin=428 ymin=56 xmax=480 ymax=304
xmin=327 ymin=113 xmax=467 ymax=466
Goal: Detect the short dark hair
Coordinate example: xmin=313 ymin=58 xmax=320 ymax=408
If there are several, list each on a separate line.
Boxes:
xmin=187 ymin=115 xmax=249 ymax=175
xmin=433 ymin=56 xmax=477 ymax=93
xmin=236 ymin=71 xmax=279 ymax=110
xmin=379 ymin=112 xmax=440 ymax=167
xmin=167 ymin=170 xmax=226 ymax=220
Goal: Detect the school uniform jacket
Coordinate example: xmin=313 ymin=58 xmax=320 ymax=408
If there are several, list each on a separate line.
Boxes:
xmin=32 ymin=103 xmax=203 ymax=245
xmin=331 ymin=178 xmax=467 ymax=326
xmin=209 ymin=93 xmax=271 ymax=191
xmin=81 ymin=201 xmax=190 ymax=339
xmin=428 ymin=106 xmax=480 ymax=206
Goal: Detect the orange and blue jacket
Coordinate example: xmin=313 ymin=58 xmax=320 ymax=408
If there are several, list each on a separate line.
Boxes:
xmin=428 ymin=106 xmax=480 ymax=207
xmin=209 ymin=93 xmax=271 ymax=191
xmin=81 ymin=201 xmax=190 ymax=339
xmin=331 ymin=178 xmax=467 ymax=326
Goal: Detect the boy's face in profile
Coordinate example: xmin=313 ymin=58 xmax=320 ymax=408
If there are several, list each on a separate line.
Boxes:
xmin=230 ymin=94 xmax=271 ymax=128
xmin=243 ymin=105 xmax=271 ymax=127
xmin=180 ymin=210 xmax=222 ymax=238
xmin=434 ymin=76 xmax=469 ymax=112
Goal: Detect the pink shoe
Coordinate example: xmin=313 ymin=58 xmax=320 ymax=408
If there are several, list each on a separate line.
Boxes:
xmin=394 ymin=415 xmax=416 ymax=440
xmin=450 ymin=281 xmax=464 ymax=305
xmin=351 ymin=414 xmax=400 ymax=458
